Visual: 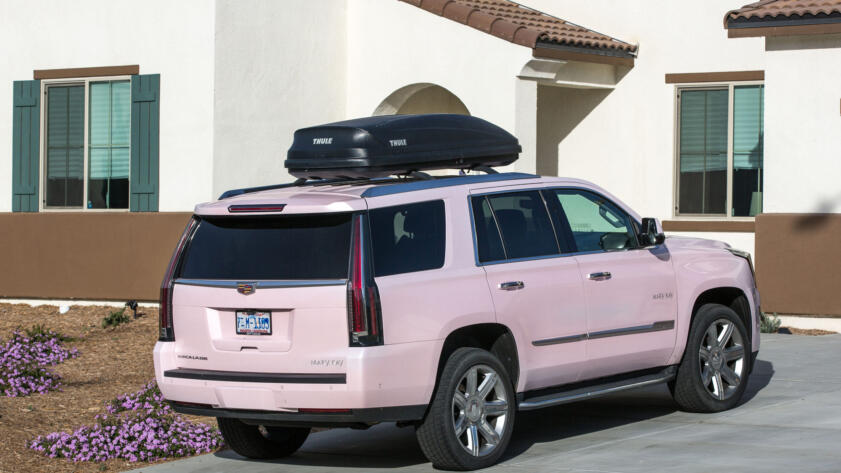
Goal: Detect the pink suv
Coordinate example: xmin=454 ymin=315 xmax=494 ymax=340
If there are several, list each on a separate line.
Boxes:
xmin=154 ymin=115 xmax=759 ymax=470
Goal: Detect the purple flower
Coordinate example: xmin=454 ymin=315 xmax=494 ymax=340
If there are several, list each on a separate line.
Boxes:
xmin=29 ymin=380 xmax=224 ymax=464
xmin=0 ymin=329 xmax=79 ymax=397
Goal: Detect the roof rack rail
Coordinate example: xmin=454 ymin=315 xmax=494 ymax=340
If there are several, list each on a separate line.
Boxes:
xmin=217 ymin=167 xmax=501 ymax=200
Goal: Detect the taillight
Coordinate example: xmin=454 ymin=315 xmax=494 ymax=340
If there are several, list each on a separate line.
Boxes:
xmin=159 ymin=217 xmax=198 ymax=341
xmin=347 ymin=213 xmax=383 ymax=346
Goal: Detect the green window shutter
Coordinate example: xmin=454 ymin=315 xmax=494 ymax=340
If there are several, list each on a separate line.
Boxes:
xmin=12 ymin=80 xmax=41 ymax=212
xmin=130 ymin=74 xmax=159 ymax=212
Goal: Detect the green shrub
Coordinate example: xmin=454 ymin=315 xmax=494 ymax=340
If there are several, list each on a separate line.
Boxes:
xmin=24 ymin=324 xmax=74 ymax=342
xmin=760 ymin=312 xmax=781 ymax=333
xmin=101 ymin=308 xmax=130 ymax=329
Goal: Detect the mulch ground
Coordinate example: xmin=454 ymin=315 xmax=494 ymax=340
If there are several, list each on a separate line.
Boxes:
xmin=0 ymin=303 xmax=217 ymax=473
xmin=778 ymin=326 xmax=838 ymax=336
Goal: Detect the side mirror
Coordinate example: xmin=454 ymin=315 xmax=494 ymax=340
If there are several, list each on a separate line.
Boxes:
xmin=640 ymin=218 xmax=666 ymax=247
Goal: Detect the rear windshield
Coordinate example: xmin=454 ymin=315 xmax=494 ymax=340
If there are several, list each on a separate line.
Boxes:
xmin=178 ymin=214 xmax=352 ymax=280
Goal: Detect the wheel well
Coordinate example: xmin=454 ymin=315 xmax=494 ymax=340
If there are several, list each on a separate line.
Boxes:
xmin=435 ymin=324 xmax=519 ymax=392
xmin=692 ymin=287 xmax=752 ymax=344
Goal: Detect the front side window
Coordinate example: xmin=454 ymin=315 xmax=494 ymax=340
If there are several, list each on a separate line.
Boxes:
xmin=44 ymin=79 xmax=130 ymax=209
xmin=552 ymin=189 xmax=637 ymax=252
xmin=677 ymin=84 xmax=764 ymax=217
xmin=369 ymin=200 xmax=445 ymax=276
xmin=471 ymin=191 xmax=559 ymax=262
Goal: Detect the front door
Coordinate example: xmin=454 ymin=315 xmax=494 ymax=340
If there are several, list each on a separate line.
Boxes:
xmin=470 ymin=190 xmax=588 ymax=391
xmin=545 ymin=188 xmax=678 ymax=380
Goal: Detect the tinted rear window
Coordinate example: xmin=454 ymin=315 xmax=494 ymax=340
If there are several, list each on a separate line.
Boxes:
xmin=474 ymin=191 xmax=560 ymax=261
xmin=178 ymin=214 xmax=352 ymax=280
xmin=369 ymin=200 xmax=445 ymax=277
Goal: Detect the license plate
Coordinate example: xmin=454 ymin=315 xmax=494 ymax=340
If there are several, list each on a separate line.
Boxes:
xmin=236 ymin=311 xmax=272 ymax=335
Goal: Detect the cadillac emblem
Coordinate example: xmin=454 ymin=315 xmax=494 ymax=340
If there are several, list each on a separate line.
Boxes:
xmin=237 ymin=283 xmax=256 ymax=295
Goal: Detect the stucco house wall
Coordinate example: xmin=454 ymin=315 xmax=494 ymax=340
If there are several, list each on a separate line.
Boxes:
xmin=763 ymin=33 xmax=841 ymax=215
xmin=211 ymin=0 xmax=348 ymax=199
xmin=0 ymin=0 xmax=216 ymax=212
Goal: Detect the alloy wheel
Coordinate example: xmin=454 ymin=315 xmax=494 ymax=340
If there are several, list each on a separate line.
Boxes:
xmin=451 ymin=364 xmax=509 ymax=457
xmin=698 ymin=318 xmax=745 ymax=401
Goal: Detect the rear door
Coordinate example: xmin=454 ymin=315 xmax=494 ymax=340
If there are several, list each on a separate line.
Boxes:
xmin=170 ymin=213 xmax=353 ymax=374
xmin=471 ymin=190 xmax=588 ymax=390
xmin=545 ymin=188 xmax=677 ymax=380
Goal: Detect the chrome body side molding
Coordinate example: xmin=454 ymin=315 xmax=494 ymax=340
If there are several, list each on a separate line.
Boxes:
xmin=532 ymin=320 xmax=674 ymax=346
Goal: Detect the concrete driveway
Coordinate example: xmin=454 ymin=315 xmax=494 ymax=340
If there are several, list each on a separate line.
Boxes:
xmin=133 ymin=333 xmax=841 ymax=473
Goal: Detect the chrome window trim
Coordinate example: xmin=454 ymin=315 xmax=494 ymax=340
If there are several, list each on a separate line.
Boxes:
xmin=174 ymin=278 xmax=347 ymax=289
xmin=532 ymin=320 xmax=675 ymax=347
xmin=468 ymin=185 xmax=650 ymax=267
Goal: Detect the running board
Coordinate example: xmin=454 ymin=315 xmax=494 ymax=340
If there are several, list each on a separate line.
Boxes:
xmin=517 ymin=366 xmax=676 ymax=411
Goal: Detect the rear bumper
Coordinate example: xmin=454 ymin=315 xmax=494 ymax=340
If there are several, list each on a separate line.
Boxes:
xmin=169 ymin=402 xmax=427 ymax=428
xmin=154 ymin=338 xmax=443 ymax=414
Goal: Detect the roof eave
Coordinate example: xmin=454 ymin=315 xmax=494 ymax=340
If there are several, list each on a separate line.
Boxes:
xmin=725 ymin=11 xmax=841 ymax=37
xmin=533 ymin=41 xmax=636 ymax=67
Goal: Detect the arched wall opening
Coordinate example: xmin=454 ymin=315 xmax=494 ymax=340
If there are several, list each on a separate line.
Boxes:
xmin=373 ymin=83 xmax=470 ymax=116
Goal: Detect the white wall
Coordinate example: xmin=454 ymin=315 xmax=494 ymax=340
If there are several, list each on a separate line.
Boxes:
xmin=763 ymin=34 xmax=841 ymax=214
xmin=522 ymin=0 xmax=766 ymax=220
xmin=211 ymin=0 xmax=347 ymax=198
xmin=345 ymin=0 xmax=531 ymax=134
xmin=0 ymin=0 xmax=216 ymax=212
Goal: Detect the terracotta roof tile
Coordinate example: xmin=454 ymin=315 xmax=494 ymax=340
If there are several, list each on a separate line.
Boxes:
xmin=726 ymin=0 xmax=841 ymax=24
xmin=400 ymin=0 xmax=637 ymax=53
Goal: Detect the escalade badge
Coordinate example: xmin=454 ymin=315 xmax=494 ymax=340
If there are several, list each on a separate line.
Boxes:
xmin=237 ymin=283 xmax=256 ymax=295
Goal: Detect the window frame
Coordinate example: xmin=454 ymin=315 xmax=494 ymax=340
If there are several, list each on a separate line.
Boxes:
xmin=468 ymin=186 xmax=644 ymax=266
xmin=672 ymin=80 xmax=764 ymax=220
xmin=38 ymin=75 xmax=132 ymax=212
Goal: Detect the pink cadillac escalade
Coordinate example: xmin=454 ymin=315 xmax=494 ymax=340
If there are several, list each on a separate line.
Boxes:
xmin=154 ymin=115 xmax=759 ymax=470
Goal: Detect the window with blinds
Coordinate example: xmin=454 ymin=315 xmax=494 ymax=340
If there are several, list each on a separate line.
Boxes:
xmin=89 ymin=81 xmax=130 ymax=209
xmin=45 ymin=85 xmax=85 ymax=207
xmin=42 ymin=80 xmax=131 ymax=209
xmin=676 ymin=84 xmax=764 ymax=217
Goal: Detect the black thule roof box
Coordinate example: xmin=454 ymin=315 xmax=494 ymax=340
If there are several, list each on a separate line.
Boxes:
xmin=285 ymin=114 xmax=520 ymax=179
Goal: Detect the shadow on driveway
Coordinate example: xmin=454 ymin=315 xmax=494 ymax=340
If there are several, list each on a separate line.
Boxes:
xmin=210 ymin=361 xmax=775 ymax=469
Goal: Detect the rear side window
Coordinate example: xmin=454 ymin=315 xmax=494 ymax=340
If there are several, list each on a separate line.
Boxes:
xmin=472 ymin=191 xmax=560 ymax=262
xmin=179 ymin=214 xmax=352 ymax=280
xmin=369 ymin=200 xmax=445 ymax=277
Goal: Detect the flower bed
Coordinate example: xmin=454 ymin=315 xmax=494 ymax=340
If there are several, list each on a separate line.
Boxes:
xmin=29 ymin=381 xmax=224 ymax=463
xmin=0 ymin=327 xmax=79 ymax=397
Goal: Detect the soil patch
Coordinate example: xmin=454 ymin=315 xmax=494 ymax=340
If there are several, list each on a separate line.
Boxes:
xmin=778 ymin=326 xmax=837 ymax=336
xmin=0 ymin=303 xmax=216 ymax=473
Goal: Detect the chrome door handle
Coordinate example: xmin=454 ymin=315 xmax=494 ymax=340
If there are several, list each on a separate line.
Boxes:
xmin=499 ymin=281 xmax=525 ymax=291
xmin=587 ymin=272 xmax=612 ymax=281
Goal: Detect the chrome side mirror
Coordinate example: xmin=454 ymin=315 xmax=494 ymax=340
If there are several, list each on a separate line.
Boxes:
xmin=640 ymin=218 xmax=666 ymax=246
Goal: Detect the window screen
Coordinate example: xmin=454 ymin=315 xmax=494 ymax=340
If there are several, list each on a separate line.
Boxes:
xmin=369 ymin=200 xmax=445 ymax=277
xmin=678 ymin=89 xmax=728 ymax=214
xmin=179 ymin=214 xmax=353 ymax=280
xmin=45 ymin=85 xmax=85 ymax=207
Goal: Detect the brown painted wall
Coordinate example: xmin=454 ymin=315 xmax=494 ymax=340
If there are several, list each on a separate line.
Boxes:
xmin=0 ymin=213 xmax=192 ymax=302
xmin=755 ymin=213 xmax=841 ymax=316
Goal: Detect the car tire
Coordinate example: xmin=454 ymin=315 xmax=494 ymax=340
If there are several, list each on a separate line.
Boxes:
xmin=416 ymin=347 xmax=516 ymax=471
xmin=671 ymin=303 xmax=752 ymax=413
xmin=217 ymin=417 xmax=310 ymax=459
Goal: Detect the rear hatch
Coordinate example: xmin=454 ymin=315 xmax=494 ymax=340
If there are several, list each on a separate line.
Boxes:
xmin=170 ymin=212 xmax=353 ymax=374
